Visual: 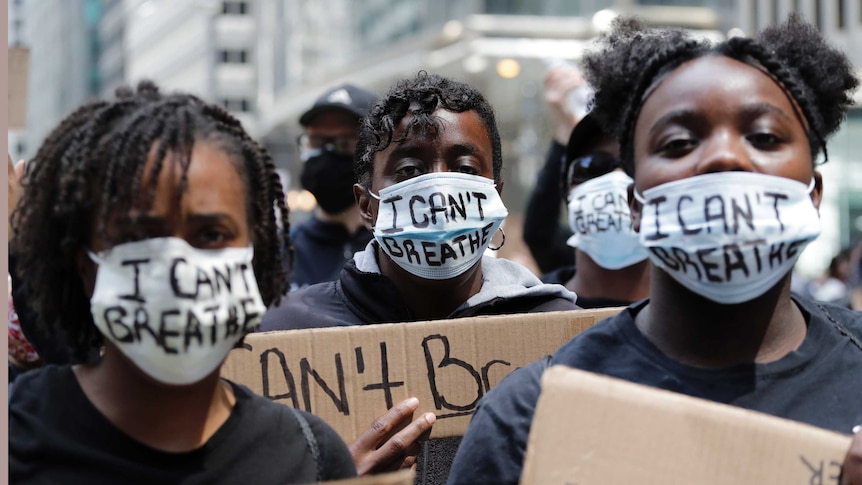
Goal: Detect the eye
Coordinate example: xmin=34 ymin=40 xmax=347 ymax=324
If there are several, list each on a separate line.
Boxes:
xmin=196 ymin=227 xmax=232 ymax=248
xmin=454 ymin=163 xmax=480 ymax=176
xmin=748 ymin=133 xmax=783 ymax=149
xmin=394 ymin=163 xmax=424 ymax=178
xmin=658 ymin=138 xmax=698 ymax=157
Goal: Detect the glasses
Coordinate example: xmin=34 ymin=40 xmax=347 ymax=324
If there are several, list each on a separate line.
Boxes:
xmin=297 ymin=134 xmax=358 ymax=158
xmin=565 ymin=152 xmax=621 ymax=187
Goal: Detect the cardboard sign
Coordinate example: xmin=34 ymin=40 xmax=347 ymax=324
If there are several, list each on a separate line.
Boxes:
xmin=521 ymin=366 xmax=853 ymax=485
xmin=8 ymin=47 xmax=30 ymax=130
xmin=324 ymin=469 xmax=414 ymax=485
xmin=221 ymin=308 xmax=621 ymax=442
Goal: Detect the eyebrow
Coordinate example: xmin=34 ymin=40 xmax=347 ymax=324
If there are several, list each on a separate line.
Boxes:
xmin=648 ymin=102 xmax=796 ymax=135
xmin=445 ymin=142 xmax=484 ymax=158
xmin=736 ymin=102 xmax=796 ymax=124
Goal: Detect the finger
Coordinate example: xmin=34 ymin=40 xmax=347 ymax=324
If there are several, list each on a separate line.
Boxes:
xmin=351 ymin=397 xmax=420 ymax=451
xmin=362 ymin=412 xmax=436 ymax=473
xmin=8 ymin=154 xmax=14 ymax=175
xmin=355 ymin=413 xmax=435 ymax=475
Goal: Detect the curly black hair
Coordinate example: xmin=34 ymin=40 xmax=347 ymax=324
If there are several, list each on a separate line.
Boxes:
xmin=354 ymin=72 xmax=503 ymax=187
xmin=582 ymin=14 xmax=859 ymax=175
xmin=11 ymin=81 xmax=291 ymax=363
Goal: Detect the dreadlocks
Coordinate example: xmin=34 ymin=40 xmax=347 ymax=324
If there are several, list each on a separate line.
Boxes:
xmin=582 ymin=14 xmax=858 ymax=175
xmin=354 ymin=72 xmax=504 ymax=187
xmin=12 ymin=80 xmax=291 ymax=363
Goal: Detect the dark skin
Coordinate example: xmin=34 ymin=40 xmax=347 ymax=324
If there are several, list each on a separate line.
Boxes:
xmin=628 ymin=55 xmax=823 ymax=369
xmin=565 ymin=135 xmax=649 ymax=302
xmin=74 ymin=141 xmax=248 ymax=452
xmin=354 ymin=108 xmax=503 ymax=321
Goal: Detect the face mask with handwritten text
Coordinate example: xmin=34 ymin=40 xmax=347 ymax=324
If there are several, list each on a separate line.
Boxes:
xmin=634 ymin=172 xmax=820 ymax=304
xmin=370 ymin=172 xmax=508 ymax=280
xmin=566 ymin=171 xmax=648 ymax=269
xmin=88 ymin=237 xmax=266 ymax=385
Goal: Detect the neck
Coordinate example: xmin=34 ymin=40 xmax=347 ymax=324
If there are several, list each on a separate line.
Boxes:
xmin=74 ymin=344 xmax=235 ymax=452
xmin=567 ymin=252 xmax=650 ymax=303
xmin=636 ymin=268 xmax=807 ymax=368
xmin=316 ymin=205 xmax=364 ymax=235
xmin=377 ymin=246 xmax=484 ymax=320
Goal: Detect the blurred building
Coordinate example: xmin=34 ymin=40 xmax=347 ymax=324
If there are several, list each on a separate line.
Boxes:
xmin=123 ymin=0 xmax=259 ymax=132
xmin=253 ymin=0 xmax=862 ymax=276
xmin=8 ymin=0 xmax=100 ymax=162
xmin=8 ymin=0 xmax=862 ymax=275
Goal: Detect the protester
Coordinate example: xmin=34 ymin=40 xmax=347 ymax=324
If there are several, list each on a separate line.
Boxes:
xmin=290 ymin=84 xmax=377 ymax=290
xmin=541 ymin=113 xmax=649 ymax=307
xmin=448 ymin=15 xmax=862 ymax=484
xmin=261 ymin=72 xmax=579 ymax=485
xmin=522 ymin=64 xmax=585 ymax=274
xmin=9 ymin=81 xmax=357 ymax=483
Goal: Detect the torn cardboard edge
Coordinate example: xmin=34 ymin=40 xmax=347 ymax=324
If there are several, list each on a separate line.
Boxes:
xmin=221 ymin=307 xmax=623 ymax=442
xmin=521 ymin=366 xmax=853 ymax=485
xmin=8 ymin=47 xmax=30 ymax=130
xmin=324 ymin=469 xmax=415 ymax=485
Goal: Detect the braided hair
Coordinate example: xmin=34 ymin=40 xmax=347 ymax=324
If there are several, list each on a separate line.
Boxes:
xmin=12 ymin=81 xmax=291 ymax=363
xmin=354 ymin=72 xmax=503 ymax=187
xmin=582 ymin=14 xmax=858 ymax=175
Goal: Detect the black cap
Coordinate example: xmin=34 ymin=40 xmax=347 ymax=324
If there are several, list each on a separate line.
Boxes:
xmin=560 ymin=112 xmax=607 ymax=196
xmin=564 ymin=112 xmax=604 ymax=165
xmin=299 ymin=84 xmax=377 ymax=126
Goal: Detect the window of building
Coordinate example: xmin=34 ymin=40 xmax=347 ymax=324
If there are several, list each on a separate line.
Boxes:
xmin=218 ymin=49 xmax=249 ymax=64
xmin=222 ymin=1 xmax=248 ymax=15
xmin=222 ymin=98 xmax=252 ymax=113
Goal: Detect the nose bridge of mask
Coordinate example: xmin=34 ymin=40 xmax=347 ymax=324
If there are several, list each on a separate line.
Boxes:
xmin=635 ymin=171 xmax=821 ymax=304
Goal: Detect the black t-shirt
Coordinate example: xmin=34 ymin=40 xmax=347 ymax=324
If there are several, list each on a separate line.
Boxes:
xmin=10 ymin=365 xmax=357 ymax=484
xmin=447 ymin=296 xmax=862 ymax=485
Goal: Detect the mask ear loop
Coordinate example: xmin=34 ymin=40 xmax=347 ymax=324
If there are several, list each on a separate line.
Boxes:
xmin=488 ymin=227 xmax=506 ymax=251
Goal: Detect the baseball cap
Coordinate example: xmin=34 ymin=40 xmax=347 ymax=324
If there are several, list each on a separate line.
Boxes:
xmin=299 ymin=84 xmax=377 ymax=126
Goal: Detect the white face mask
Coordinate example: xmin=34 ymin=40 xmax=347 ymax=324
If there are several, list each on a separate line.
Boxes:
xmin=566 ymin=171 xmax=648 ymax=269
xmin=88 ymin=237 xmax=267 ymax=385
xmin=634 ymin=172 xmax=820 ymax=304
xmin=370 ymin=172 xmax=508 ymax=280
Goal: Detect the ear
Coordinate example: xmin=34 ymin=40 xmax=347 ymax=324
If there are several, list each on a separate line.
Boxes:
xmin=354 ymin=183 xmax=376 ymax=231
xmin=811 ymin=170 xmax=823 ymax=212
xmin=627 ymin=182 xmax=642 ymax=233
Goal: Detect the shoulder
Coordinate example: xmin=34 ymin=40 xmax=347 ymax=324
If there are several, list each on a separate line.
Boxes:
xmin=10 ymin=365 xmax=73 ymax=409
xmin=226 ymin=383 xmax=357 ymax=481
xmin=259 ymin=281 xmax=356 ymax=331
xmin=295 ymin=409 xmax=358 ymax=481
xmin=551 ymin=304 xmax=637 ymax=366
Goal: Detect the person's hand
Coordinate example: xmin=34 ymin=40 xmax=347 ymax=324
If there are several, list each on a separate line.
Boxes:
xmin=349 ymin=397 xmax=436 ymax=475
xmin=842 ymin=426 xmax=862 ymax=484
xmin=8 ymin=155 xmax=26 ymax=236
xmin=544 ymin=64 xmax=586 ymax=144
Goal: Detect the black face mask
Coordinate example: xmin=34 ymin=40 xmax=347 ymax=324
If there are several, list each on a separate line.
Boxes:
xmin=300 ymin=151 xmax=357 ymax=214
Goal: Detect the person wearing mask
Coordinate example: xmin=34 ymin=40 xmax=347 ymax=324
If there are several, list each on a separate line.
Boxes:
xmin=541 ymin=113 xmax=650 ymax=308
xmin=261 ymin=73 xmax=579 ymax=485
xmin=9 ymin=81 xmax=357 ymax=483
xmin=290 ymin=84 xmax=377 ymax=290
xmin=448 ymin=15 xmax=862 ymax=484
